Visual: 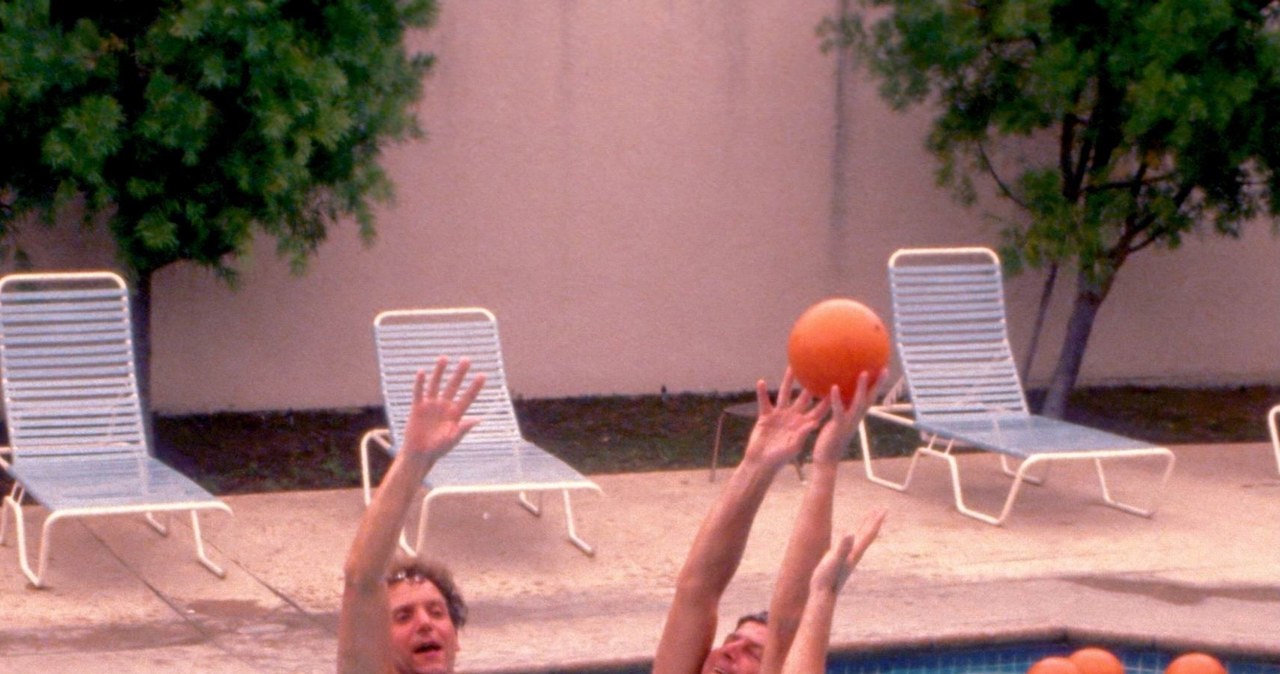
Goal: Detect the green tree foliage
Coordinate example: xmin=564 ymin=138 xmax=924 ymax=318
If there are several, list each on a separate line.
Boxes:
xmin=0 ymin=0 xmax=436 ymax=407
xmin=823 ymin=0 xmax=1280 ymax=416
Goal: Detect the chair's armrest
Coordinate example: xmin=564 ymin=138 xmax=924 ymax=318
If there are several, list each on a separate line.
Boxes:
xmin=360 ymin=428 xmax=393 ymax=454
xmin=358 ymin=428 xmax=393 ymax=506
xmin=867 ymin=403 xmax=918 ymax=429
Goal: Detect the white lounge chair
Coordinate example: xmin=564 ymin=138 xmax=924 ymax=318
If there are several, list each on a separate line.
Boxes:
xmin=1267 ymin=405 xmax=1280 ymax=475
xmin=857 ymin=247 xmax=1177 ymax=525
xmin=359 ymin=308 xmax=602 ymax=556
xmin=0 ymin=271 xmax=232 ymax=587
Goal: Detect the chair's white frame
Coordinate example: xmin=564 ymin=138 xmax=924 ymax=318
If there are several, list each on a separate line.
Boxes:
xmin=359 ymin=307 xmax=601 ymax=557
xmin=0 ymin=271 xmax=231 ymax=587
xmin=857 ymin=247 xmax=1176 ymax=526
xmin=1267 ymin=405 xmax=1280 ymax=475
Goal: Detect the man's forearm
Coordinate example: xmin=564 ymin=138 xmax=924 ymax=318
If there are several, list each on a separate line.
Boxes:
xmin=654 ymin=454 xmax=786 ymax=674
xmin=780 ymin=588 xmax=839 ymax=674
xmin=762 ymin=459 xmax=838 ymax=674
xmin=675 ymin=454 xmax=783 ymax=595
xmin=344 ymin=451 xmax=436 ymax=586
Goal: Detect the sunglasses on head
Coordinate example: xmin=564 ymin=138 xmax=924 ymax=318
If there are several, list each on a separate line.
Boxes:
xmin=386 ymin=569 xmax=434 ymax=586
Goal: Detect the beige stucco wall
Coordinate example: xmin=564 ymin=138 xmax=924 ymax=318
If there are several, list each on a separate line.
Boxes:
xmin=8 ymin=1 xmax=1280 ymax=413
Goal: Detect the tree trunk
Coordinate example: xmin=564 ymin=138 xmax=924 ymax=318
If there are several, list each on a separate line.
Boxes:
xmin=1020 ymin=262 xmax=1058 ymax=393
xmin=132 ymin=267 xmax=155 ymax=445
xmin=1040 ymin=268 xmax=1109 ymax=418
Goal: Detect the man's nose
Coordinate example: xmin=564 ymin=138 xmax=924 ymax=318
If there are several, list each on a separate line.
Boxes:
xmin=414 ymin=609 xmax=436 ymax=632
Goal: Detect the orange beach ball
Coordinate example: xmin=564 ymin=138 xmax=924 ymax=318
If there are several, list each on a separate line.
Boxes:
xmin=786 ymin=298 xmax=889 ymax=404
xmin=1166 ymin=653 xmax=1227 ymax=674
xmin=1027 ymin=656 xmax=1083 ymax=674
xmin=1070 ymin=648 xmax=1125 ymax=674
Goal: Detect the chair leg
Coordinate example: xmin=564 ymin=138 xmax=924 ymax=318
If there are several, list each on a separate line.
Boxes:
xmin=999 ymin=455 xmax=1050 ymax=485
xmin=398 ymin=527 xmax=416 ymax=557
xmin=518 ymin=491 xmax=543 ymax=516
xmin=561 ymin=490 xmax=595 ymax=557
xmin=859 ymin=420 xmax=927 ymax=491
xmin=359 ymin=431 xmax=389 ymax=507
xmin=710 ymin=410 xmax=731 ymax=482
xmin=144 ymin=512 xmax=171 ymax=536
xmin=1092 ymin=452 xmax=1177 ymax=517
xmin=6 ymin=497 xmax=61 ymax=588
xmin=190 ymin=511 xmax=227 ymax=578
xmin=921 ymin=447 xmax=1019 ymax=526
xmin=1269 ymin=405 xmax=1280 ymax=476
xmin=408 ymin=489 xmax=598 ymax=557
xmin=0 ymin=482 xmax=22 ymax=546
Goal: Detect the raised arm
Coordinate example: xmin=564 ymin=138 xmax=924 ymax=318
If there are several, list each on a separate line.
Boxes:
xmin=780 ymin=509 xmax=886 ymax=674
xmin=653 ymin=370 xmax=830 ymax=674
xmin=338 ymin=357 xmax=484 ymax=674
xmin=760 ymin=370 xmax=880 ymax=674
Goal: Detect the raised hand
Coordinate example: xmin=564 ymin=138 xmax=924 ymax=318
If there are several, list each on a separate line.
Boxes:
xmin=744 ymin=368 xmax=831 ymax=469
xmin=400 ymin=356 xmax=486 ymax=460
xmin=811 ymin=508 xmax=887 ymax=595
xmin=811 ymin=367 xmax=887 ymax=466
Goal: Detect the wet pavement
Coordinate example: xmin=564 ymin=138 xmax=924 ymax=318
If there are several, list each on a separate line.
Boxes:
xmin=1 ymin=443 xmax=1277 ymax=673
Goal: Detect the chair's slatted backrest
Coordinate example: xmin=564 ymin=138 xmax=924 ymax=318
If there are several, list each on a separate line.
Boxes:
xmin=887 ymin=248 xmax=1030 ymax=423
xmin=373 ymin=308 xmax=523 ymax=451
xmin=0 ymin=272 xmax=149 ymax=462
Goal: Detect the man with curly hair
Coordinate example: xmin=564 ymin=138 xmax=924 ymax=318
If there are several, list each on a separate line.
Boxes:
xmin=338 ymin=357 xmax=484 ymax=674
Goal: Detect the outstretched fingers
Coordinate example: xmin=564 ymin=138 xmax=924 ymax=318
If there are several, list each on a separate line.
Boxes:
xmin=441 ymin=357 xmax=471 ymax=402
xmin=816 ymin=508 xmax=888 ymax=594
xmin=415 ymin=356 xmax=481 ymax=413
xmin=775 ymin=368 xmax=797 ymax=408
xmin=832 ymin=367 xmax=878 ymax=419
xmin=801 ymin=391 xmax=830 ymax=429
xmin=425 ymin=356 xmax=448 ymax=400
xmin=811 ymin=533 xmax=857 ymax=594
xmin=845 ymin=507 xmax=887 ymax=571
xmin=755 ymin=377 xmax=773 ymax=416
xmin=457 ymin=370 xmax=486 ymax=418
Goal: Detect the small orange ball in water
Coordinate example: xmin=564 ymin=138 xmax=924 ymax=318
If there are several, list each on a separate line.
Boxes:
xmin=786 ymin=298 xmax=890 ymax=403
xmin=1070 ymin=648 xmax=1125 ymax=674
xmin=1166 ymin=653 xmax=1227 ymax=674
xmin=1028 ymin=657 xmax=1083 ymax=674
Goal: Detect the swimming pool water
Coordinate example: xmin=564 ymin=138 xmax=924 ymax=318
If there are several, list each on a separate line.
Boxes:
xmin=828 ymin=641 xmax=1280 ymax=674
xmin=579 ymin=640 xmax=1280 ymax=674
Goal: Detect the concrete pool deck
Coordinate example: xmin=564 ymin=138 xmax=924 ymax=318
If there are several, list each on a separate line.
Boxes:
xmin=0 ymin=442 xmax=1277 ymax=673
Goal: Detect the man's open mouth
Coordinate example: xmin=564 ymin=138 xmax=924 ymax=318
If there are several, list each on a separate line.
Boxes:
xmin=414 ymin=642 xmax=442 ymax=655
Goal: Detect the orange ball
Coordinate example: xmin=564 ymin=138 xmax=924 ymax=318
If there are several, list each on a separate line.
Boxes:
xmin=1166 ymin=653 xmax=1227 ymax=674
xmin=786 ymin=298 xmax=890 ymax=403
xmin=1070 ymin=648 xmax=1125 ymax=674
xmin=1027 ymin=657 xmax=1083 ymax=674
